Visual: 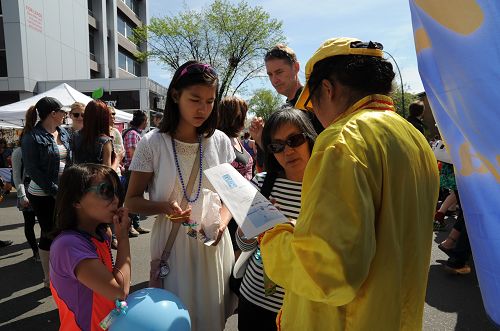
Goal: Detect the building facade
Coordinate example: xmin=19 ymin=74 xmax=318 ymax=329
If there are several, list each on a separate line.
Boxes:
xmin=0 ymin=0 xmax=165 ymax=116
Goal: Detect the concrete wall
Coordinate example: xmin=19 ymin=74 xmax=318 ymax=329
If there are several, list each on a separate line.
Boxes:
xmin=0 ymin=0 xmax=90 ymax=93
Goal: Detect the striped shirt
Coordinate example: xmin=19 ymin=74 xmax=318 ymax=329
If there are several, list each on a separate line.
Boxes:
xmin=236 ymin=173 xmax=302 ymax=313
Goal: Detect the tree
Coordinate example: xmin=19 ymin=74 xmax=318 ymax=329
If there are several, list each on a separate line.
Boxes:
xmin=133 ymin=0 xmax=285 ymax=101
xmin=248 ymin=88 xmax=284 ymax=121
xmin=391 ymin=83 xmax=419 ymax=118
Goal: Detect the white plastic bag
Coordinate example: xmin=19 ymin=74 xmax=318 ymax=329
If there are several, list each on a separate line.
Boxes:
xmin=200 ymin=189 xmax=221 ymax=245
xmin=431 ymin=140 xmax=453 ymax=164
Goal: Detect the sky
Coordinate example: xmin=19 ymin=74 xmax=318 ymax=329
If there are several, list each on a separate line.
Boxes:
xmin=147 ymin=0 xmax=424 ymax=96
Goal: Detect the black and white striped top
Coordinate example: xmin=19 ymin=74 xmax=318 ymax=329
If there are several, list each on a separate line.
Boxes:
xmin=236 ymin=173 xmax=302 ymax=313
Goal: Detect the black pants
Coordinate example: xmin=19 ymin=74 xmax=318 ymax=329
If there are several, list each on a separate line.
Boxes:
xmin=238 ymin=295 xmax=278 ymax=331
xmin=123 ymin=170 xmax=140 ymax=228
xmin=22 ymin=210 xmax=38 ymax=253
xmin=27 ymin=193 xmax=55 ymax=251
xmin=449 ymin=190 xmax=471 ymax=265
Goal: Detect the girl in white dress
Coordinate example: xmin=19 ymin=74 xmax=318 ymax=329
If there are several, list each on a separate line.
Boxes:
xmin=125 ymin=61 xmax=236 ymax=331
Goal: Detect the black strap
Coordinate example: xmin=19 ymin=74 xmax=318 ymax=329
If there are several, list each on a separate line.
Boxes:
xmin=260 ymin=172 xmax=277 ymax=199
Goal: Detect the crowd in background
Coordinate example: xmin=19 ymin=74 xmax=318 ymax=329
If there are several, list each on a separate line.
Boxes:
xmin=0 ymin=37 xmax=472 ymax=331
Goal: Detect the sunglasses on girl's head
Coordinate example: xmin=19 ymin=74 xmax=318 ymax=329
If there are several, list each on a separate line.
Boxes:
xmin=268 ymin=133 xmax=307 ymax=153
xmin=176 ymin=63 xmax=217 ymax=82
xmin=85 ymin=182 xmax=116 ymax=201
xmin=71 ymin=112 xmax=84 ymax=118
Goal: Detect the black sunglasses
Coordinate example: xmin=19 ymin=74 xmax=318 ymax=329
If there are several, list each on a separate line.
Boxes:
xmin=268 ymin=133 xmax=307 ymax=153
xmin=85 ymin=182 xmax=116 ymax=201
xmin=71 ymin=112 xmax=84 ymax=118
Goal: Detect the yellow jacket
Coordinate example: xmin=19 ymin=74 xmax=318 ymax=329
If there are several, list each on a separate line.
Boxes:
xmin=261 ymin=95 xmax=439 ymax=331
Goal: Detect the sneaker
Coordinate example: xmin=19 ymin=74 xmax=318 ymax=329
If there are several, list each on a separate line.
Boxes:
xmin=129 ymin=227 xmax=139 ymax=237
xmin=135 ymin=226 xmax=150 ymax=234
xmin=433 ymin=220 xmax=446 ymax=232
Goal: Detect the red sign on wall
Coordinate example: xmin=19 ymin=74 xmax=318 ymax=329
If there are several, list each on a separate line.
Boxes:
xmin=26 ymin=5 xmax=43 ymax=33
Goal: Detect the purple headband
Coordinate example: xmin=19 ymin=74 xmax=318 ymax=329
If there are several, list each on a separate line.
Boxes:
xmin=176 ymin=63 xmax=217 ymax=82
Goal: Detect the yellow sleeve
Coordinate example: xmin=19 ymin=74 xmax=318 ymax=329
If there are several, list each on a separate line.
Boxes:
xmin=260 ymin=145 xmax=376 ymax=306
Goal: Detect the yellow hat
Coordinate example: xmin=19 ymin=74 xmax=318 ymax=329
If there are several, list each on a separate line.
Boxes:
xmin=295 ymin=37 xmax=384 ymax=111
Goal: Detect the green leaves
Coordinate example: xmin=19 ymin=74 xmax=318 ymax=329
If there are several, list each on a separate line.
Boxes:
xmin=248 ymin=89 xmax=284 ymax=121
xmin=133 ymin=0 xmax=285 ymax=100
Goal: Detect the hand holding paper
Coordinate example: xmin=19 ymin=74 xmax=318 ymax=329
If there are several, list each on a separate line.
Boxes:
xmin=204 ymin=163 xmax=289 ymax=239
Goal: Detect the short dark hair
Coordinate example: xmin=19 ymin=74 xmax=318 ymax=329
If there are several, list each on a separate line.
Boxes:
xmin=308 ymin=55 xmax=395 ymax=105
xmin=159 ymin=60 xmax=219 ymax=137
xmin=265 ymin=44 xmax=298 ymax=66
xmin=130 ymin=110 xmax=147 ymax=128
xmin=53 ymin=164 xmax=124 ymax=237
xmin=408 ymin=100 xmax=424 ymax=117
xmin=218 ymin=96 xmax=248 ymax=138
xmin=261 ymin=108 xmax=317 ymax=177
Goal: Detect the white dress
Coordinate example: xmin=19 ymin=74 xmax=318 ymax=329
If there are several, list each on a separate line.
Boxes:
xmin=129 ymin=130 xmax=236 ymax=331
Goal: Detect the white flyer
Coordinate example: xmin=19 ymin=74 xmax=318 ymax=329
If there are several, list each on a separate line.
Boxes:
xmin=204 ymin=163 xmax=288 ymax=239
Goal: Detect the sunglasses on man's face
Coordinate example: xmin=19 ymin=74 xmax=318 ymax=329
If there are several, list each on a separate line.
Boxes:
xmin=71 ymin=112 xmax=84 ymax=118
xmin=85 ymin=182 xmax=117 ymax=201
xmin=268 ymin=133 xmax=307 ymax=154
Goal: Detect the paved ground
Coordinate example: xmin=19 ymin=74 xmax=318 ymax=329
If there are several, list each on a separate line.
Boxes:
xmin=0 ymin=191 xmax=497 ymax=331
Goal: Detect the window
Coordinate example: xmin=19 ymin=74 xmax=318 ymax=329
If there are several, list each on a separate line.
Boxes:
xmin=87 ymin=0 xmax=93 ymax=16
xmin=0 ymin=15 xmax=6 ymax=77
xmin=89 ymin=28 xmax=96 ymax=61
xmin=123 ymin=0 xmax=139 ymax=16
xmin=117 ymin=15 xmax=136 ymax=43
xmin=118 ymin=50 xmax=140 ymax=76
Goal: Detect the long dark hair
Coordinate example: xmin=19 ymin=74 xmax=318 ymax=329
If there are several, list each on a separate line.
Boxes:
xmin=53 ymin=164 xmax=123 ymax=237
xmin=81 ymin=100 xmax=111 ymax=145
xmin=18 ymin=106 xmax=38 ymax=146
xmin=159 ymin=60 xmax=219 ymax=137
xmin=261 ymin=108 xmax=317 ymax=177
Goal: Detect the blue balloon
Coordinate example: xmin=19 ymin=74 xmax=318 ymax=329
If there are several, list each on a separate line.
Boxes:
xmin=110 ymin=288 xmax=191 ymax=331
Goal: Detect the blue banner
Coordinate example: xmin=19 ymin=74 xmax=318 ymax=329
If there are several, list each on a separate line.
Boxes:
xmin=409 ymin=0 xmax=500 ymax=325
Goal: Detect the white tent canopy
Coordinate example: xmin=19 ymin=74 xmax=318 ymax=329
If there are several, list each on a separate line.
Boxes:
xmin=0 ymin=83 xmax=132 ymax=128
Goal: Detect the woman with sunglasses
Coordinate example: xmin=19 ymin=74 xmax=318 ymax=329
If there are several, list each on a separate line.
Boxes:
xmin=22 ymin=96 xmax=72 ymax=288
xmin=73 ymin=100 xmax=122 ymax=171
xmin=50 ymin=164 xmax=130 ymax=331
xmin=69 ymin=102 xmax=85 ymax=133
xmin=236 ymin=108 xmax=317 ymax=331
xmin=125 ymin=61 xmax=236 ymax=331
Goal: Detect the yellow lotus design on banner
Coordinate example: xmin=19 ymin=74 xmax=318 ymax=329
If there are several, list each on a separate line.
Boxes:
xmin=410 ymin=0 xmax=500 ymax=326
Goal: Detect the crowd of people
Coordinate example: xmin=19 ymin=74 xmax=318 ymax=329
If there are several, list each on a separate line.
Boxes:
xmin=0 ymin=36 xmax=472 ymax=331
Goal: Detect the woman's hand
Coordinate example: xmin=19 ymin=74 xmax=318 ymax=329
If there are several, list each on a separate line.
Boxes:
xmin=249 ymin=117 xmax=265 ymax=147
xmin=113 ymin=207 xmax=130 ymax=241
xmin=211 ymin=223 xmax=227 ymax=246
xmin=20 ymin=196 xmax=30 ymax=208
xmin=165 ymin=201 xmax=192 ymax=223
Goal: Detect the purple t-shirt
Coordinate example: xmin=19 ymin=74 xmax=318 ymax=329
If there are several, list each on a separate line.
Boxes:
xmin=50 ymin=230 xmax=111 ymax=331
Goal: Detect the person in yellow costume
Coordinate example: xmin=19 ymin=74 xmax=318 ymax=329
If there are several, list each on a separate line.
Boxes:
xmin=259 ymin=37 xmax=440 ymax=331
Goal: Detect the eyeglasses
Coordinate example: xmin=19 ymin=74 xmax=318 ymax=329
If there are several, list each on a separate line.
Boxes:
xmin=71 ymin=112 xmax=84 ymax=118
xmin=176 ymin=63 xmax=217 ymax=82
xmin=85 ymin=182 xmax=116 ymax=201
xmin=268 ymin=133 xmax=307 ymax=153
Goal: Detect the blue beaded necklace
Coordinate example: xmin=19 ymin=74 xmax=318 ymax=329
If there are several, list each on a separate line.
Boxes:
xmin=171 ymin=134 xmax=203 ymax=203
